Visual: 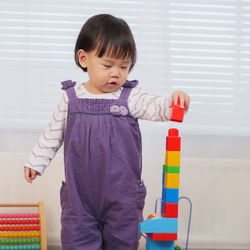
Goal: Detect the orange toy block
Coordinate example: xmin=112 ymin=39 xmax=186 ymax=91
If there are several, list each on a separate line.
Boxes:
xmin=164 ymin=173 xmax=180 ymax=188
xmin=147 ymin=214 xmax=161 ymax=219
xmin=163 ymin=203 xmax=178 ymax=218
xmin=165 ymin=151 xmax=180 ymax=166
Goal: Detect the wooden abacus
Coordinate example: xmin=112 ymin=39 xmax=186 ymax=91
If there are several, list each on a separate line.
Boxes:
xmin=0 ymin=202 xmax=47 ymax=250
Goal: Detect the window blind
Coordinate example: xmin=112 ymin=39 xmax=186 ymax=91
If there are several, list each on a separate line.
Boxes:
xmin=0 ymin=0 xmax=249 ymax=135
xmin=163 ymin=0 xmax=250 ymax=135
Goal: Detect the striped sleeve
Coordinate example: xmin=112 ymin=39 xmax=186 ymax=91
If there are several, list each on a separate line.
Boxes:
xmin=128 ymin=87 xmax=172 ymax=121
xmin=24 ymin=92 xmax=68 ymax=175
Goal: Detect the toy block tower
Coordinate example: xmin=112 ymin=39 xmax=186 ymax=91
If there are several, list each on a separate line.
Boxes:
xmin=161 ymin=128 xmax=181 ymax=239
xmin=139 ymin=128 xmax=181 ymax=250
xmin=139 ymin=100 xmax=184 ymax=250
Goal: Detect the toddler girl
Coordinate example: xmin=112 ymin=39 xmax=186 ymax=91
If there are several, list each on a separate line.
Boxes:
xmin=24 ymin=14 xmax=190 ymax=250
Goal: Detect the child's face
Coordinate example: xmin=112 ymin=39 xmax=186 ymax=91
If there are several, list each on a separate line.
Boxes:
xmin=78 ymin=49 xmax=130 ymax=94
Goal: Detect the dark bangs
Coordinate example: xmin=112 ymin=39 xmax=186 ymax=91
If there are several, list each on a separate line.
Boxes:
xmin=95 ymin=18 xmax=136 ymax=70
xmin=74 ymin=14 xmax=136 ymax=72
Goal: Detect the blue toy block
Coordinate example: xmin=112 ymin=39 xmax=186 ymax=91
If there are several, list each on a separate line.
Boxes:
xmin=146 ymin=236 xmax=175 ymax=250
xmin=161 ymin=200 xmax=164 ymax=215
xmin=162 ymin=172 xmax=165 ymax=190
xmin=139 ymin=217 xmax=178 ymax=233
xmin=162 ymin=188 xmax=179 ymax=203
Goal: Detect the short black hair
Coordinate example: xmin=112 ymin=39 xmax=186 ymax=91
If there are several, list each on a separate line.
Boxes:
xmin=74 ymin=14 xmax=136 ymax=72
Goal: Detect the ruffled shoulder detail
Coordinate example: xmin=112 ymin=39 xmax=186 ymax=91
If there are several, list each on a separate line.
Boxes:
xmin=61 ymin=80 xmax=76 ymax=90
xmin=122 ymin=80 xmax=138 ymax=88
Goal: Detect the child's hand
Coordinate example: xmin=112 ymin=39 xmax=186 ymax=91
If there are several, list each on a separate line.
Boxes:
xmin=24 ymin=166 xmax=39 ymax=183
xmin=169 ymin=91 xmax=190 ymax=111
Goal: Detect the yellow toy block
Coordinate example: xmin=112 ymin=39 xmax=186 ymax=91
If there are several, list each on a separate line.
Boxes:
xmin=165 ymin=151 xmax=180 ymax=166
xmin=164 ymin=173 xmax=180 ymax=188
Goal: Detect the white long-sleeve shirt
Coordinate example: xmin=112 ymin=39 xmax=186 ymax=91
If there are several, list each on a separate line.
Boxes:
xmin=24 ymin=83 xmax=172 ymax=174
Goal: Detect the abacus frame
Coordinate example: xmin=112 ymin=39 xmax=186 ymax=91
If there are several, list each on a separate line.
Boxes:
xmin=0 ymin=201 xmax=47 ymax=250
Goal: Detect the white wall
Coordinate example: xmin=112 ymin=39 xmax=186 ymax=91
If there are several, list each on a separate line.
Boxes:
xmin=1 ymin=1 xmax=250 ymax=249
xmin=1 ymin=123 xmax=250 ymax=249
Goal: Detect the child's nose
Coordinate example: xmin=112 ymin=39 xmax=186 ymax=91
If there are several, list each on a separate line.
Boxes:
xmin=110 ymin=67 xmax=120 ymax=78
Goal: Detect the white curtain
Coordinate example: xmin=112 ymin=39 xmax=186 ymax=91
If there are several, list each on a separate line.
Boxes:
xmin=1 ymin=0 xmax=249 ymax=136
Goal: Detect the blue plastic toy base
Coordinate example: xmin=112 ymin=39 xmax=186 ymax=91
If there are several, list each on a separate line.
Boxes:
xmin=139 ymin=217 xmax=178 ymax=233
xmin=146 ymin=236 xmax=175 ymax=250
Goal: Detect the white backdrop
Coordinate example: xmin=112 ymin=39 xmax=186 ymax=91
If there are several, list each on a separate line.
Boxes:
xmin=0 ymin=0 xmax=250 ymax=249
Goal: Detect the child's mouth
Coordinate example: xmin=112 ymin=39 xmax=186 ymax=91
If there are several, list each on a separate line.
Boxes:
xmin=109 ymin=82 xmax=117 ymax=85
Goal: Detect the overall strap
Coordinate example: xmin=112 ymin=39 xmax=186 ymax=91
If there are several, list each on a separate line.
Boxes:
xmin=61 ymin=80 xmax=77 ymax=100
xmin=119 ymin=80 xmax=138 ymax=101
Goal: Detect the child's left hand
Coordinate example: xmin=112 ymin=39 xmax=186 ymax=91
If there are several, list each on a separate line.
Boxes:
xmin=169 ymin=91 xmax=190 ymax=111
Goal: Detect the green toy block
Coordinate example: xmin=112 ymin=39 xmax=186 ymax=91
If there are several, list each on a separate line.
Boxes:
xmin=163 ymin=165 xmax=180 ymax=174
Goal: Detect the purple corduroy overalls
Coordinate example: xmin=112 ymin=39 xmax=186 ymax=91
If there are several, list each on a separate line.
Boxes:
xmin=60 ymin=80 xmax=147 ymax=250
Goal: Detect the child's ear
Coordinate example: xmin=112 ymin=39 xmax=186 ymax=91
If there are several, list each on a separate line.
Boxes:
xmin=78 ymin=49 xmax=88 ymax=68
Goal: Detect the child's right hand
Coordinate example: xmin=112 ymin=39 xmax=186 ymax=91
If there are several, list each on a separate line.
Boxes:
xmin=24 ymin=167 xmax=39 ymax=183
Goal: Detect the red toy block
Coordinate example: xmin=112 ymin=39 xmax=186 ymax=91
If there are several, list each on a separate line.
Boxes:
xmin=147 ymin=233 xmax=178 ymax=241
xmin=166 ymin=128 xmax=181 ymax=151
xmin=168 ymin=128 xmax=179 ymax=137
xmin=166 ymin=136 xmax=181 ymax=151
xmin=163 ymin=203 xmax=178 ymax=218
xmin=170 ymin=98 xmax=185 ymax=123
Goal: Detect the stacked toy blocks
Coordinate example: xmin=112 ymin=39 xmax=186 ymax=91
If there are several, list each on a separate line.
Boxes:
xmin=139 ymin=100 xmax=184 ymax=250
xmin=161 ymin=128 xmax=181 ymax=239
xmin=139 ymin=128 xmax=181 ymax=250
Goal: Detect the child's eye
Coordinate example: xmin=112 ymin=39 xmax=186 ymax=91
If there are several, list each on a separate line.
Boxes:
xmin=121 ymin=66 xmax=128 ymax=69
xmin=104 ymin=65 xmax=111 ymax=68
